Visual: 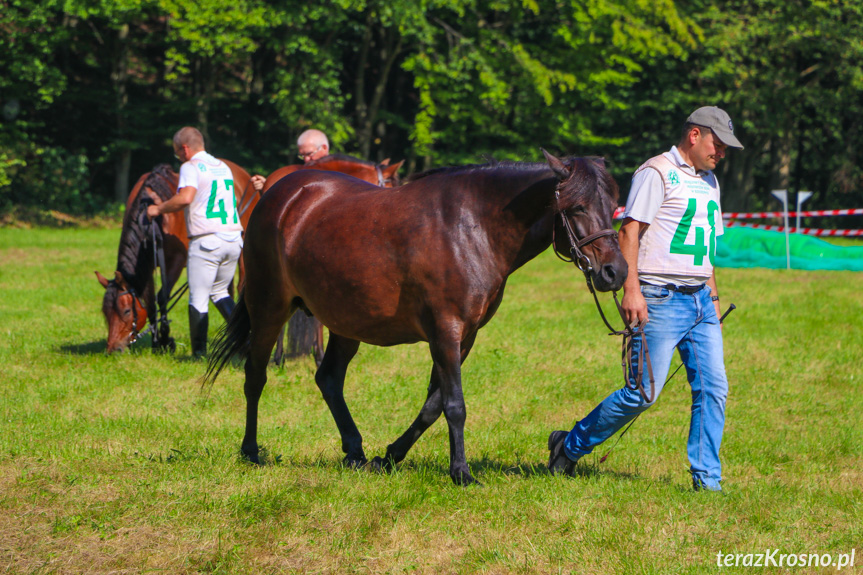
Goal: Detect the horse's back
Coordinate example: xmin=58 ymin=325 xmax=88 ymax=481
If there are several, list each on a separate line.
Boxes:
xmin=246 ymin=170 xmax=491 ymax=344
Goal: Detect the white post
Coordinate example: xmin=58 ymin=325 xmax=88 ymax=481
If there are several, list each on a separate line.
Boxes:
xmin=797 ymin=191 xmax=813 ymax=231
xmin=771 ymin=190 xmax=790 ymax=269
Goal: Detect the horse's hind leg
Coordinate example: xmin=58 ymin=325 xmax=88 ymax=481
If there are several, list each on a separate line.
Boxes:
xmin=376 ymin=332 xmax=477 ymax=477
xmin=242 ymin=302 xmax=291 ymax=463
xmin=314 ymin=333 xmax=364 ymax=467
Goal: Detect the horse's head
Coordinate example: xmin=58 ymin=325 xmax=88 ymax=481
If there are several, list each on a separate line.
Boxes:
xmin=542 ymin=149 xmax=628 ymax=292
xmin=96 ymin=270 xmax=147 ymax=353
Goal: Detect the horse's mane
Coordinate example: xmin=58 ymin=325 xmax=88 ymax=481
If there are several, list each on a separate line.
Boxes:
xmin=308 ymin=153 xmax=377 ymax=167
xmin=116 ymin=164 xmax=177 ymax=289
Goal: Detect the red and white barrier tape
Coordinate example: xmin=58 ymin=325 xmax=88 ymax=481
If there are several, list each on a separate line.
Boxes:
xmin=723 ymin=208 xmax=863 ymax=219
xmin=724 ymin=222 xmax=863 ymax=237
xmin=613 ymin=208 xmax=863 ymax=220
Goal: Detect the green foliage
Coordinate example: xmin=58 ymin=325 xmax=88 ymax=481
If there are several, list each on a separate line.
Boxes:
xmin=1 ymin=0 xmax=862 ymax=215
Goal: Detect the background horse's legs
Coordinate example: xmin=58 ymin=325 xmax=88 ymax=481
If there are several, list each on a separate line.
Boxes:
xmin=376 ymin=332 xmax=477 ymax=471
xmin=242 ymin=307 xmax=289 ymax=463
xmin=314 ymin=333 xmax=364 ymax=467
xmin=273 ymin=326 xmax=286 ymax=365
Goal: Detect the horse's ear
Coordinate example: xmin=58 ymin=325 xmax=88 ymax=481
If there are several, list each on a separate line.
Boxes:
xmin=114 ymin=270 xmax=128 ymax=288
xmin=382 ymin=160 xmax=404 ymax=179
xmin=379 ymin=158 xmax=391 ymax=166
xmin=541 ymin=148 xmax=570 ymax=180
xmin=589 ymin=156 xmax=607 ymax=170
xmin=95 ymin=271 xmax=110 ymax=289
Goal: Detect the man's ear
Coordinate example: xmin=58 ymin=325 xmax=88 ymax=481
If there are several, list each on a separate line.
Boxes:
xmin=541 ymin=148 xmax=570 ymax=180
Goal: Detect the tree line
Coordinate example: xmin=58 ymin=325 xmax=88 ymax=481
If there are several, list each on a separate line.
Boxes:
xmin=2 ymin=0 xmax=862 ymax=218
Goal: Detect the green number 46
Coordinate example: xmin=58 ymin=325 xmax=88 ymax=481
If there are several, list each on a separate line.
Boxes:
xmin=670 ymin=198 xmax=720 ymax=266
xmin=205 ymin=179 xmax=237 ymax=225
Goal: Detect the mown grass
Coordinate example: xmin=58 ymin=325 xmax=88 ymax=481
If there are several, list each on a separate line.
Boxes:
xmin=0 ymin=227 xmax=861 ymax=574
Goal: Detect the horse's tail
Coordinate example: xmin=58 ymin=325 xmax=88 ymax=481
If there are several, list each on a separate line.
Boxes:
xmin=203 ymin=292 xmax=251 ymax=387
xmin=285 ymin=313 xmax=320 ymax=358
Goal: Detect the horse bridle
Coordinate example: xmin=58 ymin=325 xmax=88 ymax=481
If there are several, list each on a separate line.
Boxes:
xmin=552 ymin=189 xmax=656 ymax=403
xmin=111 ymin=281 xmax=146 ymax=345
xmin=375 ymin=165 xmax=386 ymax=187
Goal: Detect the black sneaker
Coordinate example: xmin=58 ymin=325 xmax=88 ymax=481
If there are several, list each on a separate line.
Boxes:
xmin=547 ymin=430 xmax=577 ymax=476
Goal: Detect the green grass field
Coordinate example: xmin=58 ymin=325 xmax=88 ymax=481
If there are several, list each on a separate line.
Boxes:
xmin=1 ymin=227 xmax=861 ymax=574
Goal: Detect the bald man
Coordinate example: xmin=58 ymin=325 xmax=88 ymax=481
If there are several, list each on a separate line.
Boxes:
xmin=147 ymin=127 xmax=242 ymax=358
xmin=297 ymin=129 xmax=330 ymax=164
xmin=247 ymin=129 xmax=332 ymax=192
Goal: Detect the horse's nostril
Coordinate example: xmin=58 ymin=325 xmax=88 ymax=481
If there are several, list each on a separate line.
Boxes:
xmin=602 ymin=264 xmax=616 ymax=283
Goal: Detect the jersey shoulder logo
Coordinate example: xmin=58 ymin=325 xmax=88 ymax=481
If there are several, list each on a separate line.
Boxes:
xmin=668 ymin=170 xmax=680 ymax=186
xmin=197 ymin=163 xmax=207 ymax=173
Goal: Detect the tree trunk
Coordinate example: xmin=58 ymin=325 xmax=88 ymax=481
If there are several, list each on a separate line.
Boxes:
xmin=112 ymin=23 xmax=130 ymax=203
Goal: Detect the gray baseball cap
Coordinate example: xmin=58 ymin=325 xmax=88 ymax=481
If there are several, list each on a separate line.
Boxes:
xmin=686 ymin=106 xmax=744 ymax=149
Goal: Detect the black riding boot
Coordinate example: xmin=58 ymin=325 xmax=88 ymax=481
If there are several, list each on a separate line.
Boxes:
xmin=188 ymin=306 xmax=209 ymax=359
xmin=214 ymin=296 xmax=235 ymax=322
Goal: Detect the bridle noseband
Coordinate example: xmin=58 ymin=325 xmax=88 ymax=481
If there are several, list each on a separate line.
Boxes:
xmin=552 ymin=189 xmax=617 ymax=272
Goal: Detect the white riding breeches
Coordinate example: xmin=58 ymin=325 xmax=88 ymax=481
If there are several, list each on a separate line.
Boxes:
xmin=187 ymin=234 xmax=242 ymax=313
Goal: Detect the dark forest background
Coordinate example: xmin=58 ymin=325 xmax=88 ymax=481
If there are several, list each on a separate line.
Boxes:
xmin=2 ymin=0 xmax=862 ymax=221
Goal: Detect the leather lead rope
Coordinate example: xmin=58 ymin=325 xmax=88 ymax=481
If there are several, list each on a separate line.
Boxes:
xmin=552 ymin=190 xmax=655 ymax=402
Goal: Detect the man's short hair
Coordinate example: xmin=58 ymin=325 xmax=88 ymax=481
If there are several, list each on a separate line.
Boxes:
xmin=173 ymin=127 xmax=205 ymax=150
xmin=297 ymin=129 xmax=329 ymax=149
xmin=680 ymin=122 xmax=707 ymax=142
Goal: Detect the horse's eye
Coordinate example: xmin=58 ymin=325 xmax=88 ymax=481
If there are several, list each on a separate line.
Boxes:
xmin=569 ymin=206 xmax=586 ymax=216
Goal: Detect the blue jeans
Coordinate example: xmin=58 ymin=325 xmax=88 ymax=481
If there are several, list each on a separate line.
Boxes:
xmin=564 ymin=283 xmax=728 ymax=490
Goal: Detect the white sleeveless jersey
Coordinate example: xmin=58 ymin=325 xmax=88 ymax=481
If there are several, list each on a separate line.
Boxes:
xmin=179 ymin=152 xmax=243 ymax=238
xmin=634 ymin=152 xmax=724 ymax=279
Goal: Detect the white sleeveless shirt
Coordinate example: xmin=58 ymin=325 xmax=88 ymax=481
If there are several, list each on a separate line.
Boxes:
xmin=624 ymin=147 xmax=723 ymax=284
xmin=179 ymin=152 xmax=243 ymax=238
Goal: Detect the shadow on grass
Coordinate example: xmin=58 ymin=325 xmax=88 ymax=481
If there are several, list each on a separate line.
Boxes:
xmin=57 ymin=335 xmax=157 ymax=356
xmin=58 ymin=340 xmax=108 ymax=355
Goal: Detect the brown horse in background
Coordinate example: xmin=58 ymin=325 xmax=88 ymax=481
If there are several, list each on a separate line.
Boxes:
xmin=263 ymin=154 xmax=403 ymax=365
xmin=96 ymin=160 xmax=257 ymax=353
xmin=205 ymin=150 xmax=626 ymax=485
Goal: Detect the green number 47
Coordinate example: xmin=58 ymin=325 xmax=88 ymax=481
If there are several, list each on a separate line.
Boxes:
xmin=205 ymin=179 xmax=237 ymax=225
xmin=670 ymin=198 xmax=720 ymax=266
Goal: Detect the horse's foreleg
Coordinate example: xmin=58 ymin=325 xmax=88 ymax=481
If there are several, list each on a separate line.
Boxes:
xmin=314 ymin=333 xmax=364 ymax=467
xmin=432 ymin=330 xmax=477 ymax=485
xmin=378 ymin=332 xmax=477 ymax=474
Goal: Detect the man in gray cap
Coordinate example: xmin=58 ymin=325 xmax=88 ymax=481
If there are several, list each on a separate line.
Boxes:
xmin=547 ymin=106 xmax=743 ymax=492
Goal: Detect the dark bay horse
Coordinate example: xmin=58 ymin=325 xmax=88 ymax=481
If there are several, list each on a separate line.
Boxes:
xmin=97 ymin=160 xmax=257 ymax=353
xmin=205 ymin=151 xmax=626 ymax=485
xmin=262 ymin=154 xmax=403 ymax=365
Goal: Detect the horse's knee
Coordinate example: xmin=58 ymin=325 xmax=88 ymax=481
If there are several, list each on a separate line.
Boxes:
xmin=442 ymin=399 xmax=466 ymax=426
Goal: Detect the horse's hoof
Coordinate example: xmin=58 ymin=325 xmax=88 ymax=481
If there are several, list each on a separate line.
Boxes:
xmin=451 ymin=470 xmax=481 ymax=487
xmin=342 ymin=455 xmax=368 ymax=469
xmin=369 ymin=456 xmax=396 ymax=473
xmin=241 ymin=449 xmax=261 ymax=465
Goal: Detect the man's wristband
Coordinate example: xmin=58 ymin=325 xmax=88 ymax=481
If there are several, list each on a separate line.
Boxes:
xmin=711 ymin=295 xmax=720 ymax=302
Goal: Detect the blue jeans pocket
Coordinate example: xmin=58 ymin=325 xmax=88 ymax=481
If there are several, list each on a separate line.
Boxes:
xmin=641 ymin=285 xmax=672 ymax=302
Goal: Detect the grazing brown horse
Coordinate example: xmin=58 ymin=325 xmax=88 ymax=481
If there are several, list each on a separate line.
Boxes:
xmin=263 ymin=154 xmax=404 ymax=365
xmin=205 ymin=150 xmax=627 ymax=485
xmin=97 ymin=160 xmax=257 ymax=353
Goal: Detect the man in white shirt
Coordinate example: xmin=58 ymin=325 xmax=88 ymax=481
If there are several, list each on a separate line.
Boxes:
xmin=147 ymin=127 xmax=243 ymax=357
xmin=548 ymin=107 xmax=744 ymax=491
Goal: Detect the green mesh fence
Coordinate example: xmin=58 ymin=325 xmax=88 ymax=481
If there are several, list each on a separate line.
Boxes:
xmin=715 ymin=227 xmax=863 ymax=271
